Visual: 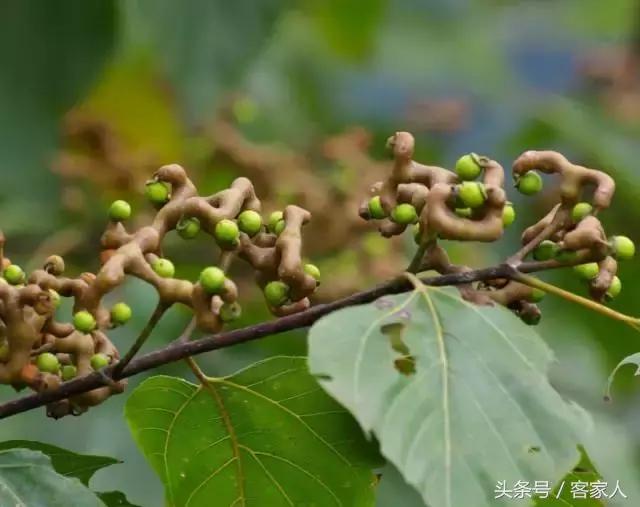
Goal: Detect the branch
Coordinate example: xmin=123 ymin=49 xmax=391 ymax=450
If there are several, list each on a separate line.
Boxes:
xmin=0 ymin=258 xmax=617 ymax=419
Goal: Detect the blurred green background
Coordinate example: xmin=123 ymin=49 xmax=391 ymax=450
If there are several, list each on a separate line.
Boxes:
xmin=2 ymin=0 xmax=640 ymax=505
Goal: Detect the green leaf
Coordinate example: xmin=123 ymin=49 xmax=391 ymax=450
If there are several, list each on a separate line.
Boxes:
xmin=0 ymin=449 xmax=104 ymax=506
xmin=97 ymin=491 xmax=141 ymax=507
xmin=376 ymin=462 xmax=427 ymax=507
xmin=308 ymin=285 xmax=587 ymax=507
xmin=605 ymin=352 xmax=640 ymax=401
xmin=0 ymin=440 xmax=120 ymax=485
xmin=126 ymin=356 xmax=380 ymax=507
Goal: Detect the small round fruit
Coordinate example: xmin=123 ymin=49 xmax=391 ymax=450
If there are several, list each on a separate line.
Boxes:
xmin=610 ymin=235 xmax=635 ymax=261
xmin=367 ymin=197 xmax=386 ymax=220
xmin=304 ymin=263 xmax=321 ymax=283
xmin=502 ymin=203 xmax=516 ymax=227
xmin=73 ymin=310 xmax=96 ymax=333
xmin=606 ymin=276 xmax=622 ymax=300
xmin=532 ymin=240 xmax=559 ymax=261
xmin=264 ymin=281 xmax=290 ymax=307
xmin=516 ymin=171 xmax=543 ymax=196
xmin=457 ymin=182 xmax=486 ymax=209
xmin=61 ymin=365 xmax=77 ymax=381
xmin=145 ymin=181 xmax=170 ymax=206
xmin=237 ymin=210 xmax=262 ymax=237
xmin=90 ymin=353 xmax=110 ymax=370
xmin=111 ymin=302 xmax=132 ymax=326
xmin=36 ymin=352 xmax=60 ymax=374
xmin=273 ymin=219 xmax=285 ymax=236
xmin=220 ymin=302 xmax=242 ymax=322
xmin=571 ymin=202 xmax=592 ymax=223
xmin=555 ymin=249 xmax=578 ymax=264
xmin=48 ymin=289 xmax=61 ymax=308
xmin=268 ymin=211 xmax=285 ymax=233
xmin=3 ymin=264 xmax=25 ymax=285
xmin=108 ymin=200 xmax=132 ymax=221
xmin=455 ymin=208 xmax=472 ymax=218
xmin=199 ymin=267 xmax=226 ymax=294
xmin=176 ymin=217 xmax=200 ymax=239
xmin=0 ymin=342 xmax=8 ymax=362
xmin=214 ymin=219 xmax=240 ymax=245
xmin=529 ymin=288 xmax=545 ymax=303
xmin=520 ymin=311 xmax=541 ymax=326
xmin=390 ymin=203 xmax=418 ymax=225
xmin=573 ymin=263 xmax=600 ymax=280
xmin=152 ymin=258 xmax=175 ymax=278
xmin=455 ymin=153 xmax=482 ymax=180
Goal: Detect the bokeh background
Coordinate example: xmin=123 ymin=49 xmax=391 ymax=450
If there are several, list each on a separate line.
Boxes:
xmin=2 ymin=0 xmax=640 ymax=505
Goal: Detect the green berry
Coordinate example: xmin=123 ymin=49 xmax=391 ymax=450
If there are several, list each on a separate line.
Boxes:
xmin=516 ymin=171 xmax=543 ymax=195
xmin=455 ymin=153 xmax=482 ymax=180
xmin=532 ymin=240 xmax=559 ymax=261
xmin=152 ymin=258 xmax=175 ymax=278
xmin=268 ymin=210 xmax=284 ymax=230
xmin=304 ymin=263 xmax=321 ymax=283
xmin=3 ymin=264 xmax=25 ymax=285
xmin=571 ymin=202 xmax=592 ymax=223
xmin=176 ymin=217 xmax=201 ymax=240
xmin=214 ymin=219 xmax=240 ymax=245
xmin=220 ymin=302 xmax=242 ymax=322
xmin=520 ymin=311 xmax=541 ymax=326
xmin=367 ymin=197 xmax=386 ymax=220
xmin=273 ymin=219 xmax=286 ymax=236
xmin=199 ymin=267 xmax=226 ymax=294
xmin=573 ymin=263 xmax=599 ymax=280
xmin=390 ymin=203 xmax=418 ymax=225
xmin=237 ymin=210 xmax=263 ymax=237
xmin=48 ymin=289 xmax=61 ymax=308
xmin=264 ymin=281 xmax=290 ymax=307
xmin=108 ymin=200 xmax=132 ymax=221
xmin=61 ymin=365 xmax=77 ymax=381
xmin=555 ymin=249 xmax=578 ymax=264
xmin=528 ymin=288 xmax=546 ymax=303
xmin=455 ymin=208 xmax=473 ymax=218
xmin=610 ymin=236 xmax=635 ymax=261
xmin=111 ymin=302 xmax=132 ymax=326
xmin=73 ymin=310 xmax=96 ymax=333
xmin=145 ymin=181 xmax=170 ymax=207
xmin=502 ymin=203 xmax=515 ymax=227
xmin=36 ymin=352 xmax=59 ymax=374
xmin=0 ymin=342 xmax=9 ymax=362
xmin=606 ymin=276 xmax=622 ymax=300
xmin=90 ymin=353 xmax=110 ymax=370
xmin=457 ymin=182 xmax=487 ymax=209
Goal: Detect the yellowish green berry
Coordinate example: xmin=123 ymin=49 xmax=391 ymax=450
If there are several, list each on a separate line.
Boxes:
xmin=214 ymin=219 xmax=240 ymax=246
xmin=220 ymin=302 xmax=242 ymax=322
xmin=529 ymin=288 xmax=545 ymax=302
xmin=304 ymin=263 xmax=321 ymax=283
xmin=605 ymin=276 xmax=622 ymax=300
xmin=610 ymin=236 xmax=635 ymax=261
xmin=152 ymin=258 xmax=175 ymax=278
xmin=571 ymin=202 xmax=592 ymax=223
xmin=177 ymin=217 xmax=201 ymax=240
xmin=502 ymin=203 xmax=515 ymax=227
xmin=4 ymin=264 xmax=25 ymax=285
xmin=532 ymin=240 xmax=559 ymax=261
xmin=90 ymin=353 xmax=110 ymax=370
xmin=61 ymin=365 xmax=77 ymax=381
xmin=48 ymin=289 xmax=61 ymax=308
xmin=264 ymin=281 xmax=289 ymax=307
xmin=455 ymin=208 xmax=473 ymax=218
xmin=199 ymin=267 xmax=226 ymax=294
xmin=457 ymin=182 xmax=487 ymax=209
xmin=36 ymin=352 xmax=60 ymax=374
xmin=268 ymin=211 xmax=285 ymax=234
xmin=367 ymin=197 xmax=386 ymax=220
xmin=573 ymin=263 xmax=599 ymax=280
xmin=111 ymin=302 xmax=132 ymax=326
xmin=145 ymin=181 xmax=170 ymax=207
xmin=108 ymin=200 xmax=132 ymax=221
xmin=237 ymin=210 xmax=262 ymax=237
xmin=516 ymin=171 xmax=543 ymax=195
xmin=390 ymin=203 xmax=418 ymax=225
xmin=455 ymin=153 xmax=482 ymax=180
xmin=73 ymin=310 xmax=96 ymax=333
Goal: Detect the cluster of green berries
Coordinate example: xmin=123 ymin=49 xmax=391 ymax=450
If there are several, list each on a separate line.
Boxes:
xmin=261 ymin=264 xmax=320 ymax=308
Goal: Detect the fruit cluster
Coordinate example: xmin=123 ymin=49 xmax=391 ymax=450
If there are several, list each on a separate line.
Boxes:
xmin=0 ymin=166 xmax=319 ymax=417
xmin=360 ymin=133 xmax=633 ymax=324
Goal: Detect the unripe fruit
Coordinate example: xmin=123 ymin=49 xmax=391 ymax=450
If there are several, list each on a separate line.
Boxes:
xmin=36 ymin=352 xmax=59 ymax=374
xmin=571 ymin=202 xmax=592 ymax=223
xmin=454 ymin=153 xmax=482 ymax=181
xmin=390 ymin=203 xmax=418 ymax=225
xmin=268 ymin=211 xmax=285 ymax=234
xmin=455 ymin=208 xmax=472 ymax=218
xmin=145 ymin=181 xmax=170 ymax=207
xmin=111 ymin=302 xmax=132 ymax=326
xmin=264 ymin=281 xmax=289 ymax=307
xmin=304 ymin=263 xmax=321 ymax=283
xmin=532 ymin=240 xmax=559 ymax=261
xmin=516 ymin=171 xmax=543 ymax=195
xmin=61 ymin=365 xmax=77 ymax=381
xmin=73 ymin=310 xmax=96 ymax=333
xmin=555 ymin=249 xmax=578 ymax=264
xmin=521 ymin=312 xmax=541 ymax=326
xmin=214 ymin=219 xmax=240 ymax=246
xmin=48 ymin=289 xmax=61 ymax=308
xmin=3 ymin=264 xmax=25 ymax=285
xmin=529 ymin=288 xmax=546 ymax=303
xmin=90 ymin=353 xmax=110 ymax=370
xmin=606 ymin=276 xmax=622 ymax=300
xmin=610 ymin=235 xmax=635 ymax=261
xmin=152 ymin=258 xmax=175 ymax=278
xmin=199 ymin=267 xmax=226 ymax=294
xmin=273 ymin=219 xmax=285 ymax=236
xmin=220 ymin=302 xmax=242 ymax=322
xmin=457 ymin=182 xmax=486 ymax=209
xmin=502 ymin=203 xmax=515 ymax=227
xmin=367 ymin=197 xmax=386 ymax=220
xmin=177 ymin=217 xmax=201 ymax=240
xmin=237 ymin=210 xmax=263 ymax=237
xmin=573 ymin=263 xmax=599 ymax=280
xmin=0 ymin=342 xmax=8 ymax=362
xmin=108 ymin=200 xmax=132 ymax=221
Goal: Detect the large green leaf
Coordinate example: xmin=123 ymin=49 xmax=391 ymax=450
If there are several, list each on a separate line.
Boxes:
xmin=376 ymin=462 xmax=426 ymax=507
xmin=126 ymin=356 xmax=380 ymax=507
xmin=0 ymin=449 xmax=104 ymax=506
xmin=308 ymin=284 xmax=588 ymax=507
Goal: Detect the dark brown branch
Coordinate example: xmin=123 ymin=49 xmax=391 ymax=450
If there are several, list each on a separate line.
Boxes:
xmin=0 ymin=259 xmax=572 ymax=419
